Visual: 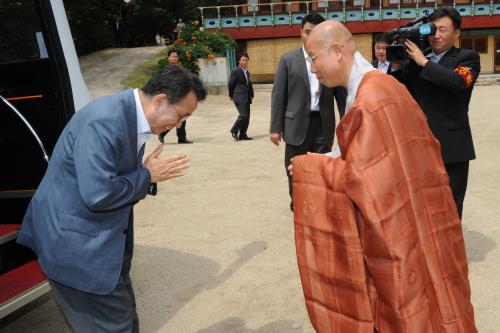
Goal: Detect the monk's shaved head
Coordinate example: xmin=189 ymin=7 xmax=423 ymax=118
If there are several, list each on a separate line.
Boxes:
xmin=309 ymin=20 xmax=355 ymax=50
xmin=305 ymin=20 xmax=357 ymax=88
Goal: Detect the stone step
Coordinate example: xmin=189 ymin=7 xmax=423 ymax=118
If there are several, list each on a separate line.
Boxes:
xmin=476 ymin=75 xmax=500 ymax=86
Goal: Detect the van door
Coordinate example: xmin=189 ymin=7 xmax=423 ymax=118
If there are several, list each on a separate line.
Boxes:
xmin=0 ymin=0 xmax=82 ymax=318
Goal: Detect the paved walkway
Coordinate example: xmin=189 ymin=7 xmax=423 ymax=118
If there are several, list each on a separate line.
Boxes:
xmin=0 ymin=48 xmax=498 ymax=333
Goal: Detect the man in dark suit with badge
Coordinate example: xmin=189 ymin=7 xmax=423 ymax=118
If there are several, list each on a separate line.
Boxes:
xmin=270 ymin=13 xmax=346 ymax=209
xmin=391 ymin=6 xmax=481 ymax=218
xmin=228 ymin=53 xmax=254 ymax=141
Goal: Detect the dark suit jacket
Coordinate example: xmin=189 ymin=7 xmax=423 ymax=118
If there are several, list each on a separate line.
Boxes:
xmin=391 ymin=47 xmax=480 ymax=164
xmin=371 ymin=59 xmax=391 ymax=73
xmin=270 ymin=48 xmax=346 ymax=148
xmin=228 ymin=66 xmax=254 ymax=104
xmin=18 ymin=89 xmax=151 ymax=295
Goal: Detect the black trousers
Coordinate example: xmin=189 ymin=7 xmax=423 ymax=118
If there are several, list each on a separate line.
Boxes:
xmin=159 ymin=120 xmax=187 ymax=142
xmin=445 ymin=161 xmax=469 ymax=219
xmin=231 ymin=102 xmax=250 ymax=137
xmin=176 ymin=120 xmax=187 ymax=140
xmin=285 ymin=112 xmax=329 ymax=198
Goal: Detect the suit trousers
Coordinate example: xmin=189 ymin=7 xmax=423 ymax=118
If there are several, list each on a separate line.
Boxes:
xmin=231 ymin=102 xmax=250 ymax=137
xmin=445 ymin=161 xmax=469 ymax=219
xmin=159 ymin=120 xmax=187 ymax=142
xmin=49 ymin=221 xmax=138 ymax=333
xmin=285 ymin=112 xmax=329 ymax=198
xmin=176 ymin=120 xmax=187 ymax=140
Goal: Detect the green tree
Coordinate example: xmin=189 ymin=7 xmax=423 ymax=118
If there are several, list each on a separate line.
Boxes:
xmin=63 ymin=0 xmax=202 ymax=55
xmin=0 ymin=2 xmax=42 ymax=63
xmin=120 ymin=0 xmax=200 ymax=47
xmin=64 ymin=0 xmax=123 ymax=55
xmin=160 ymin=23 xmax=236 ymax=75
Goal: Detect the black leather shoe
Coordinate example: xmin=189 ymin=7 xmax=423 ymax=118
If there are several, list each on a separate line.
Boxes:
xmin=231 ymin=131 xmax=239 ymax=141
xmin=239 ymin=136 xmax=253 ymax=141
xmin=178 ymin=138 xmax=193 ymax=144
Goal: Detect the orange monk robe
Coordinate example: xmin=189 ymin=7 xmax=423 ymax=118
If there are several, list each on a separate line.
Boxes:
xmin=293 ymin=71 xmax=477 ymax=333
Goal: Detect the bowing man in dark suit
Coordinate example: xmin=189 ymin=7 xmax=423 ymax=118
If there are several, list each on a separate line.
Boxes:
xmin=391 ymin=6 xmax=481 ymax=218
xmin=17 ymin=65 xmax=206 ymax=332
xmin=228 ymin=53 xmax=254 ymax=141
xmin=371 ymin=33 xmax=391 ymax=73
xmin=270 ymin=13 xmax=347 ymax=205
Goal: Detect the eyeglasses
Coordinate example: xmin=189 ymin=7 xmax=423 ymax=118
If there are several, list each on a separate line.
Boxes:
xmin=171 ymin=103 xmax=191 ymax=123
xmin=307 ymin=46 xmax=331 ymax=64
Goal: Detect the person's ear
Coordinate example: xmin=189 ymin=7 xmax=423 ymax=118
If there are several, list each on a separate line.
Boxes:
xmin=332 ymin=44 xmax=343 ymax=60
xmin=153 ymin=94 xmax=168 ymax=108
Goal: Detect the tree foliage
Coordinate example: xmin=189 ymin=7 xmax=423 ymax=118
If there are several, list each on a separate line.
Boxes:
xmin=64 ymin=0 xmax=122 ymax=55
xmin=159 ymin=23 xmax=236 ymax=75
xmin=62 ymin=0 xmax=201 ymax=55
xmin=0 ymin=1 xmax=228 ymax=58
xmin=0 ymin=2 xmax=42 ymax=63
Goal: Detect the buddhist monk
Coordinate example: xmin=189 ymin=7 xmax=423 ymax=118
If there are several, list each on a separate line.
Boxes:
xmin=290 ymin=20 xmax=477 ymax=333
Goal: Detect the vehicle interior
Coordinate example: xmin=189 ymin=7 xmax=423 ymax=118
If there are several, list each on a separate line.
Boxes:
xmin=0 ymin=0 xmax=75 ymax=318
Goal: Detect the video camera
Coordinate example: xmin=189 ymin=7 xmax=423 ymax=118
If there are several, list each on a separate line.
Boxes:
xmin=383 ymin=16 xmax=436 ymax=62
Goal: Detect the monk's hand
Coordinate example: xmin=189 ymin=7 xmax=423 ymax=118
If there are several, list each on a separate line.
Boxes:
xmin=404 ymin=40 xmax=428 ymax=67
xmin=143 ymin=144 xmax=190 ymax=182
xmin=288 ymin=158 xmax=293 ymax=176
xmin=270 ymin=133 xmax=282 ymax=146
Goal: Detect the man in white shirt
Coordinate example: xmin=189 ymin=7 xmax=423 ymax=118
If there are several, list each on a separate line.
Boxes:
xmin=270 ymin=13 xmax=346 ymax=210
xmin=371 ymin=33 xmax=391 ymax=73
xmin=228 ymin=53 xmax=254 ymax=141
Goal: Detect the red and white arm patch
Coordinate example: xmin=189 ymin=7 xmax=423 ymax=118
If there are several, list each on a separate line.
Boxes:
xmin=454 ymin=66 xmax=474 ymax=88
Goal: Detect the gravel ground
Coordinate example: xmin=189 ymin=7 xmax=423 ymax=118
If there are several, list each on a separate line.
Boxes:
xmin=0 ymin=46 xmax=498 ymax=333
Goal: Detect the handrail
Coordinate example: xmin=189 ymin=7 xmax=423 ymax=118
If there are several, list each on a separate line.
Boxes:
xmin=0 ymin=94 xmax=50 ymax=164
xmin=198 ymin=0 xmax=495 ymax=19
xmin=199 ymin=0 xmax=317 ymax=11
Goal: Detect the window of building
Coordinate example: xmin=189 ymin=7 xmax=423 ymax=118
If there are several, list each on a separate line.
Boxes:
xmin=460 ymin=36 xmax=488 ymax=53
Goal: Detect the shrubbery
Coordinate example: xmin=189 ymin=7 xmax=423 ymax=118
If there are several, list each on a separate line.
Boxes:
xmin=159 ymin=23 xmax=236 ymax=75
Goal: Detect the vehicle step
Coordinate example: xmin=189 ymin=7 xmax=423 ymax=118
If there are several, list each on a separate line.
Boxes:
xmin=0 ymin=224 xmax=20 ymax=245
xmin=0 ymin=260 xmax=49 ymax=319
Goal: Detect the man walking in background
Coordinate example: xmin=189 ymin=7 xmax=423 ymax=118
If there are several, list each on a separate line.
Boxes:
xmin=270 ymin=13 xmax=346 ymax=210
xmin=229 ymin=53 xmax=254 ymax=141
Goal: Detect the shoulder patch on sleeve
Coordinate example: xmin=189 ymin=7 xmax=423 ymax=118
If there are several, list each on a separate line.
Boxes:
xmin=454 ymin=66 xmax=474 ymax=88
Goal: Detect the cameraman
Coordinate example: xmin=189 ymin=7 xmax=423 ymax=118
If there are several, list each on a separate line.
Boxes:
xmin=390 ymin=6 xmax=480 ymax=218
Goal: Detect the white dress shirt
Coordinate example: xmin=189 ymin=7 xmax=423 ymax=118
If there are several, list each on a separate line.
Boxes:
xmin=134 ymin=89 xmax=151 ymax=155
xmin=242 ymin=67 xmax=249 ymax=83
xmin=303 ymin=46 xmax=321 ymax=112
xmin=377 ymin=60 xmax=390 ymax=73
xmin=426 ymin=49 xmax=449 ymax=64
xmin=327 ymin=51 xmax=376 ymax=158
xmin=345 ymin=51 xmax=377 ymax=112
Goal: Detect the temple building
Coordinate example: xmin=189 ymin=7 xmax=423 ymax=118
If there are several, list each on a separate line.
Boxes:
xmin=198 ymin=0 xmax=500 ymax=81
